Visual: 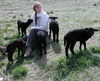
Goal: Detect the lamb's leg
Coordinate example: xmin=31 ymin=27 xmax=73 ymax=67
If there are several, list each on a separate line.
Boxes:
xmin=8 ymin=54 xmax=11 ymax=63
xmin=49 ymin=29 xmax=51 ymax=38
xmin=21 ymin=47 xmax=25 ymax=57
xmin=56 ymin=33 xmax=59 ymax=42
xmin=39 ymin=43 xmax=42 ymax=56
xmin=18 ymin=47 xmax=20 ymax=57
xmin=44 ymin=39 xmax=47 ymax=54
xmin=44 ymin=45 xmax=47 ymax=54
xmin=18 ymin=26 xmax=20 ymax=36
xmin=8 ymin=53 xmax=13 ymax=64
xmin=83 ymin=41 xmax=86 ymax=50
xmin=22 ymin=31 xmax=24 ymax=37
xmin=21 ymin=29 xmax=24 ymax=37
xmin=79 ymin=41 xmax=82 ymax=50
xmin=53 ymin=33 xmax=55 ymax=42
xmin=70 ymin=42 xmax=76 ymax=54
xmin=65 ymin=41 xmax=70 ymax=58
xmin=24 ymin=29 xmax=26 ymax=36
xmin=25 ymin=30 xmax=26 ymax=36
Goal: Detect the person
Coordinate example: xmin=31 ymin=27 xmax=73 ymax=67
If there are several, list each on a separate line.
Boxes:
xmin=24 ymin=1 xmax=49 ymax=57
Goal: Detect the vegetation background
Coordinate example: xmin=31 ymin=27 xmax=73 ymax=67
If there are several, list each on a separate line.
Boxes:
xmin=0 ymin=0 xmax=100 ymax=81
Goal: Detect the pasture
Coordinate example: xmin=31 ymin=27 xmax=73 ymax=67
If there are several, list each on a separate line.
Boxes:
xmin=0 ymin=0 xmax=100 ymax=81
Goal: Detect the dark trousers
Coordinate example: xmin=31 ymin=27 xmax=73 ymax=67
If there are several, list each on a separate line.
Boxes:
xmin=26 ymin=28 xmax=48 ymax=49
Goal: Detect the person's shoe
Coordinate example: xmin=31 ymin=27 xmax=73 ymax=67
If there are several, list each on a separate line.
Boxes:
xmin=24 ymin=47 xmax=32 ymax=57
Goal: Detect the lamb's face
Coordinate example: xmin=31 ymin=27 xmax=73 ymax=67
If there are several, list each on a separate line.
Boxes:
xmin=49 ymin=17 xmax=58 ymax=20
xmin=87 ymin=28 xmax=98 ymax=37
xmin=89 ymin=28 xmax=98 ymax=31
xmin=27 ymin=19 xmax=33 ymax=23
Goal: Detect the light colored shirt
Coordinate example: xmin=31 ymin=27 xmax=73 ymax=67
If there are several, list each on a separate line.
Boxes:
xmin=30 ymin=10 xmax=49 ymax=32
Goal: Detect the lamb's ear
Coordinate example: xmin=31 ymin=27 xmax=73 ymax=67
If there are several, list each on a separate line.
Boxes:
xmin=49 ymin=17 xmax=53 ymax=19
xmin=55 ymin=17 xmax=58 ymax=19
xmin=49 ymin=17 xmax=58 ymax=20
xmin=93 ymin=29 xmax=98 ymax=31
xmin=28 ymin=19 xmax=33 ymax=22
xmin=85 ymin=28 xmax=89 ymax=30
xmin=89 ymin=27 xmax=98 ymax=31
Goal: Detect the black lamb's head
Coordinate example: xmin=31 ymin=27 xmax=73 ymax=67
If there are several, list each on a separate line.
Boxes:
xmin=85 ymin=27 xmax=98 ymax=38
xmin=27 ymin=19 xmax=33 ymax=24
xmin=49 ymin=17 xmax=58 ymax=20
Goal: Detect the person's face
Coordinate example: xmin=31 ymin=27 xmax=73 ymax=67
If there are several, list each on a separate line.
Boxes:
xmin=34 ymin=6 xmax=42 ymax=13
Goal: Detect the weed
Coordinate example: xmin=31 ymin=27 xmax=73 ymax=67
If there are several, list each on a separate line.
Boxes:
xmin=20 ymin=14 xmax=23 ymax=17
xmin=93 ymin=3 xmax=97 ymax=6
xmin=13 ymin=15 xmax=16 ymax=19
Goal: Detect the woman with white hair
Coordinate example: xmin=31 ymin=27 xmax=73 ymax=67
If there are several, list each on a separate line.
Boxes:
xmin=24 ymin=1 xmax=49 ymax=57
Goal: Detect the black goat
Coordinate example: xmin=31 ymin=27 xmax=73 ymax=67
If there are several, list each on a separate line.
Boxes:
xmin=49 ymin=17 xmax=59 ymax=42
xmin=3 ymin=38 xmax=26 ymax=64
xmin=17 ymin=19 xmax=33 ymax=36
xmin=36 ymin=31 xmax=47 ymax=56
xmin=64 ymin=27 xmax=98 ymax=58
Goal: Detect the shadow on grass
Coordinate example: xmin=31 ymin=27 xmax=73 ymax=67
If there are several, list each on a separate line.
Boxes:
xmin=47 ymin=37 xmax=61 ymax=54
xmin=51 ymin=42 xmax=61 ymax=54
xmin=46 ymin=37 xmax=52 ymax=50
xmin=33 ymin=50 xmax=48 ymax=67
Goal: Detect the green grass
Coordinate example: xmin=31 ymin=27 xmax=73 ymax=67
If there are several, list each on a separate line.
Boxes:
xmin=12 ymin=66 xmax=28 ymax=79
xmin=0 ymin=61 xmax=7 ymax=67
xmin=90 ymin=46 xmax=100 ymax=53
xmin=41 ymin=49 xmax=100 ymax=81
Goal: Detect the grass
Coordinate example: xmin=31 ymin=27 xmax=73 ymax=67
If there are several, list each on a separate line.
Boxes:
xmin=90 ymin=46 xmax=100 ymax=53
xmin=12 ymin=66 xmax=28 ymax=79
xmin=41 ymin=49 xmax=100 ymax=81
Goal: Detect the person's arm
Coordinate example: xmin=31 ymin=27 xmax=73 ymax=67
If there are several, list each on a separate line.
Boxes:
xmin=32 ymin=14 xmax=49 ymax=31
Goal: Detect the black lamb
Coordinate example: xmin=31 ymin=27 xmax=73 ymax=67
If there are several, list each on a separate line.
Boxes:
xmin=49 ymin=17 xmax=59 ymax=42
xmin=64 ymin=27 xmax=98 ymax=58
xmin=3 ymin=38 xmax=26 ymax=64
xmin=17 ymin=19 xmax=33 ymax=37
xmin=36 ymin=31 xmax=47 ymax=56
